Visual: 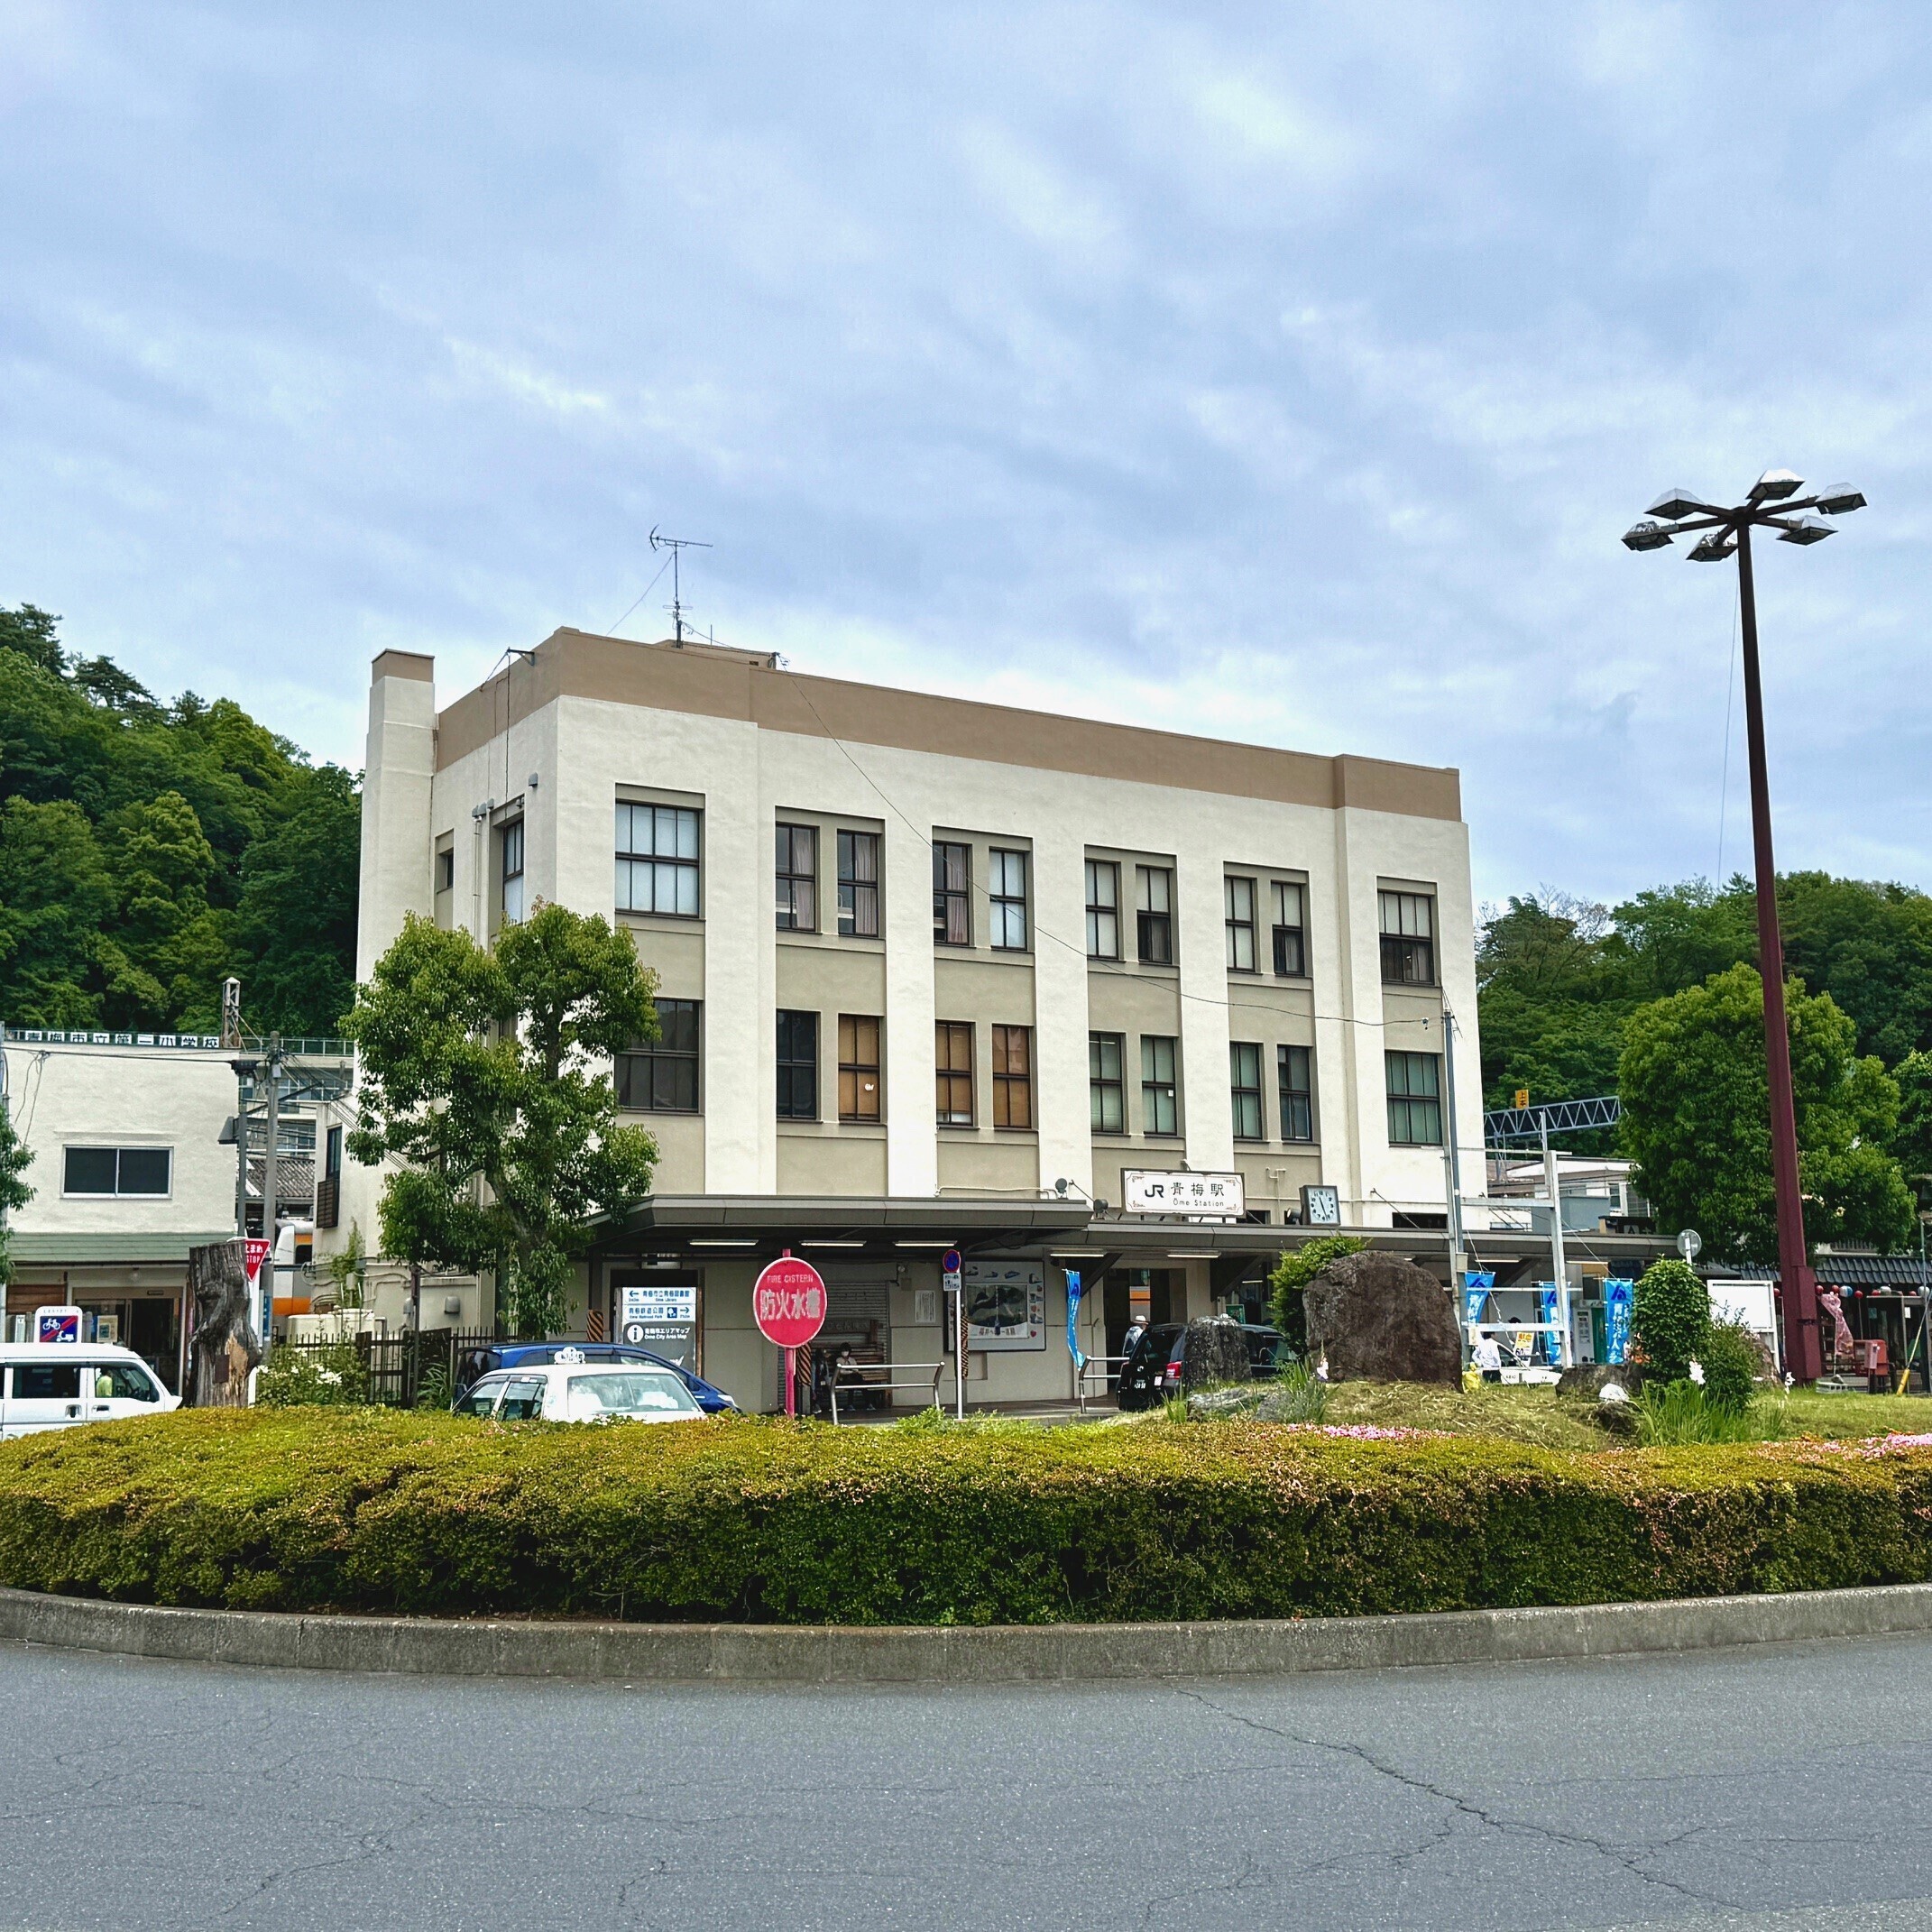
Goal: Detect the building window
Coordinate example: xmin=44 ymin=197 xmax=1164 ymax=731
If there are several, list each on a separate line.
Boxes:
xmin=1379 ymin=890 xmax=1436 ymax=986
xmin=1273 ymin=881 xmax=1307 ymax=978
xmin=838 ymin=830 xmax=879 ymax=937
xmin=989 ymin=848 xmax=1028 ymax=951
xmin=838 ymin=1014 xmax=881 ymax=1122
xmin=618 ymin=999 xmax=701 ymax=1112
xmin=935 ymin=1021 xmax=975 ymax=1125
xmin=1230 ymin=1043 xmax=1265 ymax=1141
xmin=934 ymin=842 xmax=971 ymax=946
xmin=777 ymin=1010 xmax=819 ymax=1120
xmin=616 ymin=803 xmax=701 ymax=917
xmin=499 ymin=819 xmax=525 ymax=925
xmin=1090 ymin=1033 xmax=1126 ymax=1134
xmin=1278 ymin=1044 xmax=1314 ymax=1143
xmin=435 ymin=848 xmax=454 ymax=895
xmin=317 ymin=1124 xmax=344 ymax=1230
xmin=775 ymin=823 xmax=817 ymax=932
xmin=1136 ymin=865 xmax=1173 ymax=964
xmin=1141 ymin=1035 xmax=1178 ymax=1136
xmin=1225 ymin=876 xmax=1257 ymax=972
xmin=1386 ymin=1050 xmax=1443 ymax=1145
xmin=992 ymin=1025 xmax=1033 ymax=1129
xmin=1085 ymin=860 xmax=1119 ymax=960
xmin=62 ymin=1146 xmax=171 ymax=1198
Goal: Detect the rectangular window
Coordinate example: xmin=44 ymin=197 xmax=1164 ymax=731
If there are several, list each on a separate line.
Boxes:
xmin=838 ymin=1014 xmax=881 ymax=1123
xmin=616 ymin=803 xmax=701 ymax=918
xmin=1230 ymin=1043 xmax=1265 ymax=1141
xmin=775 ymin=823 xmax=817 ymax=932
xmin=1136 ymin=866 xmax=1173 ymax=965
xmin=991 ymin=1025 xmax=1033 ymax=1129
xmin=1085 ymin=860 xmax=1119 ymax=960
xmin=933 ymin=842 xmax=971 ymax=946
xmin=1140 ymin=1035 xmax=1178 ymax=1136
xmin=1385 ymin=1050 xmax=1443 ymax=1145
xmin=837 ymin=830 xmax=879 ymax=937
xmin=1379 ymin=890 xmax=1437 ymax=986
xmin=434 ymin=848 xmax=455 ymax=895
xmin=325 ymin=1125 xmax=343 ymax=1180
xmin=618 ymin=999 xmax=701 ymax=1112
xmin=989 ymin=848 xmax=1029 ymax=951
xmin=62 ymin=1146 xmax=171 ymax=1197
xmin=1272 ymin=881 xmax=1307 ymax=978
xmin=1090 ymin=1033 xmax=1126 ymax=1134
xmin=1225 ymin=876 xmax=1257 ymax=972
xmin=500 ymin=819 xmax=525 ymax=925
xmin=777 ymin=1010 xmax=819 ymax=1121
xmin=1278 ymin=1044 xmax=1314 ymax=1143
xmin=935 ymin=1021 xmax=975 ymax=1125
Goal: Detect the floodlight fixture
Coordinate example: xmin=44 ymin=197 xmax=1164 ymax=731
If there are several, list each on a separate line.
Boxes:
xmin=1748 ymin=467 xmax=1804 ymax=503
xmin=1688 ymin=530 xmax=1737 ymax=563
xmin=1814 ymin=483 xmax=1867 ymax=516
xmin=1621 ymin=520 xmax=1675 ymax=552
xmin=1776 ymin=518 xmax=1834 ymax=546
xmin=1647 ymin=488 xmax=1709 ymax=520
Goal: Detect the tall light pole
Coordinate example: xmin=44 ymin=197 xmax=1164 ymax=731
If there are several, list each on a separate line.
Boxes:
xmin=1624 ymin=470 xmax=1866 ymax=1384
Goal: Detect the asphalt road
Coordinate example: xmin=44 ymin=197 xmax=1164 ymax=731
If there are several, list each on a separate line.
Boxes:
xmin=3 ymin=1633 xmax=1932 ymax=1932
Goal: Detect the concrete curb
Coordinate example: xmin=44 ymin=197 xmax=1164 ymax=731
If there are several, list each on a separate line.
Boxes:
xmin=5 ymin=1580 xmax=1932 ymax=1683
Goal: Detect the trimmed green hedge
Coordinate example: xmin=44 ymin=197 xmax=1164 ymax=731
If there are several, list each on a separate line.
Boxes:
xmin=3 ymin=1410 xmax=1931 ymax=1625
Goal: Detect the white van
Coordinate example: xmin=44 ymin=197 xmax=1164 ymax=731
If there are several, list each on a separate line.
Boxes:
xmin=0 ymin=1344 xmax=181 ymax=1439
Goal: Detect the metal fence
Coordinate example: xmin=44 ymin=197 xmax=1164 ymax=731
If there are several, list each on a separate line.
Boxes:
xmin=279 ymin=1327 xmax=504 ymax=1409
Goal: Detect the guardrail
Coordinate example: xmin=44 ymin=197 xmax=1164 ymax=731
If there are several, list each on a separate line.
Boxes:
xmin=1075 ymin=1355 xmax=1129 ymax=1415
xmin=828 ymin=1359 xmax=947 ymax=1424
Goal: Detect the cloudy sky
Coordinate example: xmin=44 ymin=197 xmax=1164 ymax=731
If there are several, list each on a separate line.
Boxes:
xmin=3 ymin=3 xmax=1927 ymax=906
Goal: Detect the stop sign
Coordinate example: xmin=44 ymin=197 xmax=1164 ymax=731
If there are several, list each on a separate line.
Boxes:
xmin=753 ymin=1254 xmax=827 ymax=1348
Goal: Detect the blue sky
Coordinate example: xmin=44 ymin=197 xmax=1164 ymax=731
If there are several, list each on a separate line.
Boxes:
xmin=3 ymin=3 xmax=1927 ymax=908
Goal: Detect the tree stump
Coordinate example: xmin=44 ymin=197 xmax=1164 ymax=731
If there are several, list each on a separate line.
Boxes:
xmin=188 ymin=1239 xmax=261 ymax=1409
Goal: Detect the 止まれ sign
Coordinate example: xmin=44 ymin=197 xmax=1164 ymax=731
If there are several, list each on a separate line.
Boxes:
xmin=1122 ymin=1169 xmax=1246 ymax=1219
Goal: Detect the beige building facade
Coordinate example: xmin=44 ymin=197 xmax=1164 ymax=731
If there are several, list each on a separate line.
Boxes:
xmin=341 ymin=628 xmax=1484 ymax=1412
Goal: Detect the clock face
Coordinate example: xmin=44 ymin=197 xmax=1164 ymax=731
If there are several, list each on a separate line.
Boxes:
xmin=1304 ymin=1185 xmax=1340 ymax=1226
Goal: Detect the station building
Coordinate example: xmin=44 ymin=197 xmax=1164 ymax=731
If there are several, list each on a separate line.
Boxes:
xmin=336 ymin=628 xmax=1486 ymax=1411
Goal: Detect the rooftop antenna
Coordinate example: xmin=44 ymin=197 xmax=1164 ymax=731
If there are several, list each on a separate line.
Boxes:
xmin=649 ymin=528 xmax=712 ymax=644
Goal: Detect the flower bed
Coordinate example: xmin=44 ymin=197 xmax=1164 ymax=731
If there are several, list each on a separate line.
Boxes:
xmin=2 ymin=1409 xmax=1930 ymax=1626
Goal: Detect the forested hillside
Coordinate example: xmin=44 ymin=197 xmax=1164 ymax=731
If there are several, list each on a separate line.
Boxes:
xmin=0 ymin=604 xmax=360 ymax=1038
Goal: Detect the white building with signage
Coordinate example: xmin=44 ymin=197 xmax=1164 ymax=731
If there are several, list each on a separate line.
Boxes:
xmin=336 ymin=628 xmax=1486 ymax=1410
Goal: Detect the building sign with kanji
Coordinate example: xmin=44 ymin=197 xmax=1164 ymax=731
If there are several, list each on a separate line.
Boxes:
xmin=1122 ymin=1169 xmax=1246 ymax=1219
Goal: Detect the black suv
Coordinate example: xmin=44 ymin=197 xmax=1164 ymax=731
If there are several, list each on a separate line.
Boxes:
xmin=1116 ymin=1321 xmax=1289 ymax=1412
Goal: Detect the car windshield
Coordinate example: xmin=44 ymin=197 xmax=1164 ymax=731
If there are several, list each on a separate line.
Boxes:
xmin=563 ymin=1372 xmax=697 ymax=1421
xmin=454 ymin=1379 xmax=505 ymax=1417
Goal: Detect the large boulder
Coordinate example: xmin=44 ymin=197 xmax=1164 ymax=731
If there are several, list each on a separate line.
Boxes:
xmin=1302 ymin=1250 xmax=1460 ymax=1386
xmin=1181 ymin=1318 xmax=1253 ymax=1389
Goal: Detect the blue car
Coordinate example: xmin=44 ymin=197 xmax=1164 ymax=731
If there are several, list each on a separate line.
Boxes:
xmin=453 ymin=1342 xmax=738 ymax=1414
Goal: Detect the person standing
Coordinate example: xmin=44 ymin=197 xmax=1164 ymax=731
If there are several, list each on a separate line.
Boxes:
xmin=1474 ymin=1331 xmax=1503 ymax=1385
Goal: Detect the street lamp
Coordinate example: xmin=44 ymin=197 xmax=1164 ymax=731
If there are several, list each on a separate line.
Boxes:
xmin=1623 ymin=470 xmax=1866 ymax=1384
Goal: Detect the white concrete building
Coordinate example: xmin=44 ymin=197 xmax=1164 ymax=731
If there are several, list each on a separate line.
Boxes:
xmin=341 ymin=628 xmax=1485 ymax=1411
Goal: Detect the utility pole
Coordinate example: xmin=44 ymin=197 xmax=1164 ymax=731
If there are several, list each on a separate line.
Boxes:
xmin=261 ymin=1034 xmax=283 ymax=1371
xmin=1540 ymin=1118 xmax=1572 ymax=1368
xmin=1440 ymin=1004 xmax=1467 ymax=1293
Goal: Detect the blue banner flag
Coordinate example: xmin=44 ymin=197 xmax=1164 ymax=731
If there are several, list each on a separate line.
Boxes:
xmin=1064 ymin=1271 xmax=1085 ymax=1372
xmin=1604 ymin=1279 xmax=1633 ymax=1365
xmin=1463 ymin=1271 xmax=1495 ymax=1331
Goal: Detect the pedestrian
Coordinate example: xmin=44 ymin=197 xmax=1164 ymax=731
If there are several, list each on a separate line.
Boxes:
xmin=1474 ymin=1331 xmax=1503 ymax=1385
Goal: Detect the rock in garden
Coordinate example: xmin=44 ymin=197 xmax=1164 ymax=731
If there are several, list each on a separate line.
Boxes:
xmin=1557 ymin=1363 xmax=1646 ymax=1399
xmin=1301 ymin=1250 xmax=1461 ymax=1386
xmin=1180 ymin=1318 xmax=1253 ymax=1389
xmin=1186 ymin=1385 xmax=1265 ymax=1421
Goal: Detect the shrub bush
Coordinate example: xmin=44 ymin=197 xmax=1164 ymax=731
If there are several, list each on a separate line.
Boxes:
xmin=1636 ymin=1381 xmax=1764 ymax=1446
xmin=1268 ymin=1236 xmax=1369 ymax=1352
xmin=254 ymin=1344 xmax=370 ymax=1409
xmin=1633 ymin=1258 xmax=1709 ymax=1382
xmin=1698 ymin=1319 xmax=1762 ymax=1413
xmin=3 ymin=1409 xmax=1931 ymax=1625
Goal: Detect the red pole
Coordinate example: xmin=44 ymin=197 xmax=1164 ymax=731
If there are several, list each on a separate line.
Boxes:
xmin=785 ymin=1344 xmax=796 ymax=1417
xmin=1735 ymin=524 xmax=1823 ymax=1383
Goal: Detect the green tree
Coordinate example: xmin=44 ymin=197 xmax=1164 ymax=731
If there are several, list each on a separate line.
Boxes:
xmin=0 ymin=797 xmax=115 ymax=1026
xmin=1891 ymin=1050 xmax=1932 ymax=1201
xmin=0 ymin=1098 xmax=33 ymax=1288
xmin=1267 ymin=1235 xmax=1369 ymax=1355
xmin=345 ymin=906 xmax=660 ymax=1339
xmin=1630 ymin=1257 xmax=1709 ymax=1383
xmin=1618 ymin=963 xmax=1917 ymax=1265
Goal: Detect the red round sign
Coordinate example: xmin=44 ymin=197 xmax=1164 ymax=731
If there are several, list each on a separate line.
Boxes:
xmin=752 ymin=1255 xmax=827 ymax=1348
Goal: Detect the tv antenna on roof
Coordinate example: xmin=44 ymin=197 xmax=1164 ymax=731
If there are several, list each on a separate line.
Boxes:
xmin=649 ymin=528 xmax=712 ymax=644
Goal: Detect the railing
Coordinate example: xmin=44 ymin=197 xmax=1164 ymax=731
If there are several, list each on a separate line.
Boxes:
xmin=828 ymin=1359 xmax=947 ymax=1424
xmin=1074 ymin=1355 xmax=1129 ymax=1415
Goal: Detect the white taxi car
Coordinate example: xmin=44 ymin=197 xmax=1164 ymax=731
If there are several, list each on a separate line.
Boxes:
xmin=452 ymin=1357 xmax=705 ymax=1425
xmin=0 ymin=1343 xmax=181 ymax=1438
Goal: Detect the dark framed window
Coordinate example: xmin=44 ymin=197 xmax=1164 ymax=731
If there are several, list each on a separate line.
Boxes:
xmin=775 ymin=823 xmax=817 ymax=932
xmin=991 ymin=1025 xmax=1033 ymax=1128
xmin=935 ymin=1020 xmax=975 ymax=1125
xmin=989 ymin=848 xmax=1028 ymax=950
xmin=838 ymin=1014 xmax=881 ymax=1122
xmin=1379 ymin=890 xmax=1436 ymax=986
xmin=934 ymin=842 xmax=971 ymax=946
xmin=618 ymin=999 xmax=701 ymax=1112
xmin=1230 ymin=1042 xmax=1265 ymax=1141
xmin=499 ymin=819 xmax=525 ymax=925
xmin=1385 ymin=1050 xmax=1442 ymax=1145
xmin=1136 ymin=865 xmax=1173 ymax=964
xmin=1090 ymin=1033 xmax=1126 ymax=1134
xmin=1272 ymin=881 xmax=1307 ymax=978
xmin=838 ymin=830 xmax=879 ymax=937
xmin=1225 ymin=876 xmax=1257 ymax=972
xmin=1278 ymin=1044 xmax=1314 ymax=1143
xmin=616 ymin=803 xmax=701 ymax=917
xmin=434 ymin=848 xmax=455 ymax=895
xmin=777 ymin=1009 xmax=819 ymax=1120
xmin=1140 ymin=1035 xmax=1178 ymax=1136
xmin=62 ymin=1146 xmax=170 ymax=1197
xmin=1085 ymin=859 xmax=1119 ymax=960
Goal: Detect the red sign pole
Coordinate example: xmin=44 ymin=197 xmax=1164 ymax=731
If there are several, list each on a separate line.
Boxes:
xmin=754 ymin=1247 xmax=826 ymax=1419
xmin=784 ymin=1345 xmax=796 ymax=1417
